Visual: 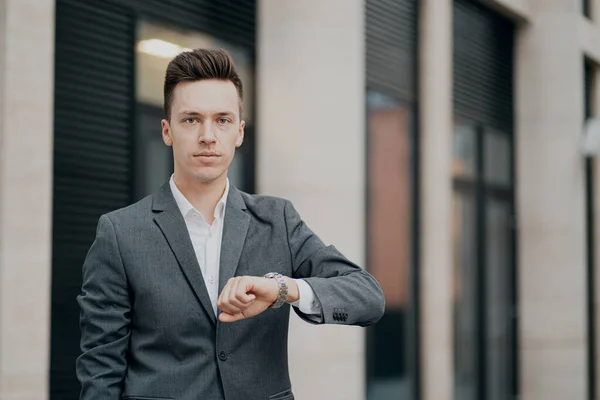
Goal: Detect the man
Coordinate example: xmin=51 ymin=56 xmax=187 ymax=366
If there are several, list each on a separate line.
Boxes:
xmin=76 ymin=48 xmax=384 ymax=400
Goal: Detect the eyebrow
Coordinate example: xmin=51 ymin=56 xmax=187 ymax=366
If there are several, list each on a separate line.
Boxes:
xmin=179 ymin=110 xmax=235 ymax=118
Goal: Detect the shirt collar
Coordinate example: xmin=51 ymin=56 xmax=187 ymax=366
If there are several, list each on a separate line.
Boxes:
xmin=169 ymin=175 xmax=229 ymax=220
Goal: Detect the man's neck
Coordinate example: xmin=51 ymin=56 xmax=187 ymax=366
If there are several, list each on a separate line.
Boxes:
xmin=173 ymin=172 xmax=227 ymax=224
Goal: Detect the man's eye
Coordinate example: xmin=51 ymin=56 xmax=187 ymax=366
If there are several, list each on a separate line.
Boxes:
xmin=184 ymin=118 xmax=196 ymax=124
xmin=218 ymin=118 xmax=229 ymax=125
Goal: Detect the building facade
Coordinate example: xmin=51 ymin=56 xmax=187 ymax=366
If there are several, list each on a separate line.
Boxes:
xmin=0 ymin=0 xmax=599 ymax=399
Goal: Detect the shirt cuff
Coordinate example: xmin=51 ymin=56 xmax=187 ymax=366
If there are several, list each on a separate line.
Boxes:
xmin=289 ymin=279 xmax=322 ymax=315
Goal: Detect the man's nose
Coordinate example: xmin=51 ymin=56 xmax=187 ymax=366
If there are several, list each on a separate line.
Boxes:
xmin=199 ymin=124 xmax=217 ymax=144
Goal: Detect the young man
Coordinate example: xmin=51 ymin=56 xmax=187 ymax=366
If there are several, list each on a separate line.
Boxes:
xmin=76 ymin=48 xmax=384 ymax=400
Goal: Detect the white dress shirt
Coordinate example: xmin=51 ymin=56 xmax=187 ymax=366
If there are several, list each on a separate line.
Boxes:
xmin=169 ymin=176 xmax=322 ymax=317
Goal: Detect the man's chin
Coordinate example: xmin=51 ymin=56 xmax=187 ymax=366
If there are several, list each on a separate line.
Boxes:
xmin=190 ymin=171 xmax=225 ymax=184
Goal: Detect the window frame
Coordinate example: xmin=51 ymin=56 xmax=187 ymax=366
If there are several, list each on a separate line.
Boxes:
xmin=584 ymin=58 xmax=596 ymax=400
xmin=365 ymin=92 xmax=419 ymax=400
xmin=364 ymin=0 xmax=421 ymax=398
xmin=452 ymin=122 xmax=517 ymax=400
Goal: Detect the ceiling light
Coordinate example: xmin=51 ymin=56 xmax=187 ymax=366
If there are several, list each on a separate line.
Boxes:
xmin=137 ymin=39 xmax=191 ymax=59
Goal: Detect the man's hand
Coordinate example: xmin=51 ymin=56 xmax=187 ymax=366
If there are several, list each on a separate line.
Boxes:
xmin=217 ymin=276 xmax=299 ymax=323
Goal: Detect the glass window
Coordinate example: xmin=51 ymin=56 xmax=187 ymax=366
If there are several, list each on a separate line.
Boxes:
xmin=366 ymin=90 xmax=413 ymax=400
xmin=452 ymin=120 xmax=515 ymax=400
xmin=485 ymin=198 xmax=513 ymax=400
xmin=453 ymin=122 xmax=477 ymax=180
xmin=134 ymin=21 xmax=255 ymax=199
xmin=484 ymin=130 xmax=511 ymax=187
xmin=452 ymin=191 xmax=478 ymax=400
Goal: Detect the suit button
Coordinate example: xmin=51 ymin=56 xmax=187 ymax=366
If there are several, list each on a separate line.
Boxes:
xmin=218 ymin=351 xmax=228 ymax=361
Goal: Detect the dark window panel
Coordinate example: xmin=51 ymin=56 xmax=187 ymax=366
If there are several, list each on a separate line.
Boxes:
xmin=365 ymin=0 xmax=419 ymax=398
xmin=452 ymin=2 xmax=516 ymax=399
xmin=584 ymin=0 xmax=591 ymax=18
xmin=485 ymin=198 xmax=513 ymax=400
xmin=584 ymin=59 xmax=596 ymax=400
xmin=366 ymin=92 xmax=413 ymax=400
xmin=51 ymin=2 xmax=135 ymax=399
xmin=453 ymin=0 xmax=514 ymax=133
xmin=452 ymin=190 xmax=478 ymax=400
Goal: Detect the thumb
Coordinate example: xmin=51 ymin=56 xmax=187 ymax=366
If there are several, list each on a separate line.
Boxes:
xmin=219 ymin=312 xmax=245 ymax=323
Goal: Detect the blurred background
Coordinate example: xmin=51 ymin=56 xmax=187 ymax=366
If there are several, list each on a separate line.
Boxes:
xmin=0 ymin=0 xmax=598 ymax=399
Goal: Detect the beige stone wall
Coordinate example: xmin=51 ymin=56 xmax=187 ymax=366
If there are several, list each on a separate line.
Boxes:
xmin=418 ymin=1 xmax=454 ymax=400
xmin=0 ymin=0 xmax=55 ymax=399
xmin=483 ymin=0 xmax=532 ymax=21
xmin=516 ymin=1 xmax=588 ymax=399
xmin=257 ymin=1 xmax=366 ymax=399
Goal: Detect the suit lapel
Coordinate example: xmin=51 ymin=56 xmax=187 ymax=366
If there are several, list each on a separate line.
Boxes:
xmin=152 ymin=183 xmax=216 ymax=325
xmin=218 ymin=187 xmax=250 ymax=295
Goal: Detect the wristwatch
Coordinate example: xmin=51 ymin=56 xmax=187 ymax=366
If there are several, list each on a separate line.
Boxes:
xmin=264 ymin=272 xmax=288 ymax=309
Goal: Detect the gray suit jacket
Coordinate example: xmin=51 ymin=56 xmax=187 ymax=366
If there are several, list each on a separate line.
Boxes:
xmin=76 ymin=182 xmax=385 ymax=400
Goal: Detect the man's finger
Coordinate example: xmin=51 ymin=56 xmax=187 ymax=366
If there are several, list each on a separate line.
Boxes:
xmin=228 ymin=278 xmax=248 ymax=309
xmin=234 ymin=278 xmax=256 ymax=304
xmin=217 ymin=279 xmax=231 ymax=310
xmin=218 ymin=278 xmax=241 ymax=314
xmin=219 ymin=312 xmax=246 ymax=323
xmin=217 ymin=278 xmax=233 ymax=305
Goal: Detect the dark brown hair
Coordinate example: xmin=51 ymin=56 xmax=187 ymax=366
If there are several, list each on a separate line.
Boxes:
xmin=163 ymin=48 xmax=243 ymax=120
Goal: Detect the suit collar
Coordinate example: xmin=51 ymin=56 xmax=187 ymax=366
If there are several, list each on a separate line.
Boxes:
xmin=168 ymin=175 xmax=230 ymax=220
xmin=152 ymin=180 xmax=246 ymax=213
xmin=217 ymin=191 xmax=250 ymax=297
xmin=152 ymin=181 xmax=249 ymax=324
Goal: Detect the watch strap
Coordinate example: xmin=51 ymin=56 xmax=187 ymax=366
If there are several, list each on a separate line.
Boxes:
xmin=264 ymin=272 xmax=288 ymax=309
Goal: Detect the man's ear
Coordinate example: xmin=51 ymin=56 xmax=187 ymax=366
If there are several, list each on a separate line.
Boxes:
xmin=236 ymin=120 xmax=245 ymax=148
xmin=161 ymin=119 xmax=173 ymax=147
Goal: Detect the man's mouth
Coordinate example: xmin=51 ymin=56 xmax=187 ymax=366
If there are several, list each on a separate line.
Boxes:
xmin=194 ymin=152 xmax=220 ymax=157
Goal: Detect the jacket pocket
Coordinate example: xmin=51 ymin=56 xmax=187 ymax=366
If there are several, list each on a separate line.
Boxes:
xmin=268 ymin=388 xmax=294 ymax=400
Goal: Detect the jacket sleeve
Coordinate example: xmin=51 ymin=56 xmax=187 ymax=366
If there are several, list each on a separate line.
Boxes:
xmin=76 ymin=214 xmax=131 ymax=399
xmin=284 ymin=200 xmax=385 ymax=326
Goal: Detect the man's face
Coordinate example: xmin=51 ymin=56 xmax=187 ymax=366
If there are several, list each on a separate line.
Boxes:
xmin=161 ymin=79 xmax=244 ymax=185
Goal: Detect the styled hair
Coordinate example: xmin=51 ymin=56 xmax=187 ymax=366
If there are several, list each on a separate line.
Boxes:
xmin=163 ymin=48 xmax=243 ymax=120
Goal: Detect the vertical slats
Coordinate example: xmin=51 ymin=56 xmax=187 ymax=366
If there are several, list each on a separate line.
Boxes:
xmin=50 ymin=1 xmax=134 ymax=399
xmin=366 ymin=0 xmax=417 ymax=102
xmin=453 ymin=0 xmax=514 ymax=132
